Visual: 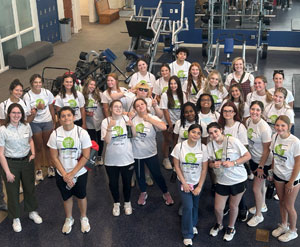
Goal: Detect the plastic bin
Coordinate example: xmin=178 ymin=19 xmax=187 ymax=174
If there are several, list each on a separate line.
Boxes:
xmin=59 ymin=18 xmax=71 ymax=42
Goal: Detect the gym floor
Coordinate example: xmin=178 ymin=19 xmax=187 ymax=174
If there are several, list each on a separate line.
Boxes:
xmin=0 ymin=6 xmax=300 ymax=247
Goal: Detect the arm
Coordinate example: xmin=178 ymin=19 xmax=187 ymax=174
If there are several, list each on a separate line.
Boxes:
xmin=286 ymin=155 xmax=300 ymax=193
xmin=288 ymin=101 xmax=294 ymax=108
xmin=256 ymin=142 xmax=271 ymax=178
xmin=80 ymin=107 xmax=87 ymax=129
xmin=104 ymin=118 xmax=116 ymax=144
xmin=28 ymin=137 xmax=35 ymax=162
xmin=49 ymin=103 xmax=56 ymax=127
xmin=173 ymin=157 xmax=190 ymax=193
xmin=151 ymin=98 xmax=163 ymax=118
xmin=193 ymin=161 xmax=208 ymax=196
xmin=103 ymin=103 xmax=109 ymax=118
xmin=110 ymin=91 xmax=125 ymax=100
xmin=26 ymin=108 xmax=37 ymax=123
xmin=0 ymin=146 xmax=15 ymax=182
xmin=163 ymin=109 xmax=173 ymax=132
xmin=68 ymin=147 xmax=91 ymax=178
xmin=143 ymin=114 xmax=166 ymax=131
xmin=223 ymin=151 xmax=251 ymax=168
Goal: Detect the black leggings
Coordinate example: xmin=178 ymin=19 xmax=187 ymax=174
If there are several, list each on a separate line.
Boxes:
xmin=105 ymin=164 xmax=134 ymax=203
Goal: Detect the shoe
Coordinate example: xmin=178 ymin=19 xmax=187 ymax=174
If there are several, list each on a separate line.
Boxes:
xmin=124 ymin=202 xmax=132 ymax=215
xmin=248 ymin=173 xmax=254 ymax=180
xmin=12 ymin=218 xmax=22 ymax=232
xmin=47 ymin=167 xmax=55 ymax=177
xmin=112 ymin=203 xmax=120 ymax=216
xmin=0 ymin=201 xmax=8 ymax=211
xmin=193 ymin=227 xmax=198 ymax=235
xmin=278 ymin=230 xmax=298 ymax=242
xmin=163 ymin=192 xmax=174 ymax=206
xmin=80 ymin=216 xmax=90 ymax=233
xmin=146 ymin=176 xmax=154 ymax=186
xmin=35 ymin=170 xmax=44 ymax=181
xmin=238 ymin=209 xmax=249 ymax=222
xmin=210 ymin=223 xmax=223 ymax=237
xmin=95 ymin=156 xmax=104 ymax=166
xmin=223 ymin=227 xmax=236 ymax=241
xmin=272 ymin=224 xmax=290 ymax=238
xmin=274 ymin=194 xmax=279 ymax=201
xmin=247 ymin=214 xmax=264 ymax=227
xmin=162 ymin=158 xmax=172 ymax=170
xmin=249 ymin=204 xmax=268 ymax=214
xmin=223 ymin=206 xmax=230 ymax=216
xmin=183 ymin=238 xmax=193 ymax=246
xmin=138 ymin=192 xmax=148 ymax=206
xmin=29 ymin=211 xmax=43 ymax=224
xmin=62 ymin=217 xmax=74 ymax=234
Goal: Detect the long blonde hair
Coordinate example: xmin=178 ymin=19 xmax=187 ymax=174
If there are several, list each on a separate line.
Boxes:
xmin=255 ymin=75 xmax=273 ymax=103
xmin=203 ymin=70 xmax=225 ymax=94
xmin=82 ymin=77 xmax=101 ymax=108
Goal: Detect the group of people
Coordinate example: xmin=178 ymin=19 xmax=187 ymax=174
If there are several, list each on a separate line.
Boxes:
xmin=0 ymin=47 xmax=299 ymax=247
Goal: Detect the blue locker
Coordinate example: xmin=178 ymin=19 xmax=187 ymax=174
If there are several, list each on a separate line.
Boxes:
xmin=36 ymin=0 xmax=60 ymax=43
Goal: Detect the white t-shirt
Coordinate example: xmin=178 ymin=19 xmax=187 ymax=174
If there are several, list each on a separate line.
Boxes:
xmin=47 ymin=125 xmax=92 ymax=177
xmin=0 ymin=98 xmax=30 ymax=119
xmin=263 ymin=103 xmax=294 ymax=134
xmin=224 ymin=122 xmax=248 ymax=146
xmin=132 ymin=114 xmax=161 ymax=159
xmin=225 ymin=72 xmax=254 ymax=87
xmin=23 ymin=88 xmax=54 ymax=123
xmin=196 ymin=88 xmax=228 ymax=111
xmin=128 ymin=72 xmax=156 ymax=89
xmin=171 ymin=140 xmax=208 ymax=185
xmin=207 ymin=136 xmax=248 ymax=185
xmin=160 ymin=92 xmax=186 ymax=124
xmin=101 ymin=87 xmax=128 ymax=109
xmin=246 ymin=91 xmax=270 ymax=109
xmin=182 ymin=79 xmax=205 ymax=104
xmin=198 ymin=111 xmax=220 ymax=125
xmin=153 ymin=77 xmax=169 ymax=96
xmin=269 ymin=87 xmax=294 ymax=104
xmin=271 ymin=134 xmax=300 ymax=181
xmin=101 ymin=116 xmax=134 ymax=166
xmin=55 ymin=92 xmax=85 ymax=121
xmin=173 ymin=119 xmax=208 ymax=143
xmin=85 ymin=93 xmax=104 ymax=130
xmin=246 ymin=118 xmax=272 ymax=165
xmin=218 ymin=99 xmax=250 ymax=118
xmin=170 ymin=60 xmax=191 ymax=86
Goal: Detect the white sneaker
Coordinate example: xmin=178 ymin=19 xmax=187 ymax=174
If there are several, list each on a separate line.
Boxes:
xmin=278 ymin=230 xmax=298 ymax=242
xmin=35 ymin=170 xmax=44 ymax=181
xmin=29 ymin=211 xmax=43 ymax=224
xmin=162 ymin=158 xmax=172 ymax=170
xmin=47 ymin=167 xmax=55 ymax=177
xmin=12 ymin=218 xmax=22 ymax=232
xmin=113 ymin=203 xmax=120 ymax=216
xmin=272 ymin=224 xmax=290 ymax=238
xmin=183 ymin=238 xmax=193 ymax=246
xmin=274 ymin=194 xmax=280 ymax=200
xmin=249 ymin=204 xmax=268 ymax=214
xmin=247 ymin=215 xmax=264 ymax=227
xmin=223 ymin=227 xmax=236 ymax=241
xmin=210 ymin=223 xmax=223 ymax=237
xmin=62 ymin=217 xmax=74 ymax=234
xmin=124 ymin=202 xmax=132 ymax=215
xmin=248 ymin=173 xmax=254 ymax=180
xmin=193 ymin=227 xmax=198 ymax=235
xmin=80 ymin=217 xmax=91 ymax=233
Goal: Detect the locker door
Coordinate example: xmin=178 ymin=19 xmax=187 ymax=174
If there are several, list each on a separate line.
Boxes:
xmin=36 ymin=0 xmax=60 ymax=43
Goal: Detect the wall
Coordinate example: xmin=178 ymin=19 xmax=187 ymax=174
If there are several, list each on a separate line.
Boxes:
xmin=80 ymin=0 xmax=89 ymax=16
xmin=109 ymin=0 xmax=125 ymax=9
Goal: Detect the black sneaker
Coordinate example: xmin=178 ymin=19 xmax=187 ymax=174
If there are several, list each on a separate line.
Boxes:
xmin=223 ymin=227 xmax=236 ymax=241
xmin=238 ymin=209 xmax=249 ymax=222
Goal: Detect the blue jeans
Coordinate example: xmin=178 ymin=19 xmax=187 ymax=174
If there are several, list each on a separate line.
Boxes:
xmin=178 ymin=180 xmax=200 ymax=239
xmin=134 ymin=155 xmax=168 ymax=193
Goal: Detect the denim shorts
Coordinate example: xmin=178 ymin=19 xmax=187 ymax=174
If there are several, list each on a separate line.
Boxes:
xmin=30 ymin=121 xmax=53 ymax=134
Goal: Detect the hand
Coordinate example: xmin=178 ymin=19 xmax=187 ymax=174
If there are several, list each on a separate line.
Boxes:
xmin=30 ymin=108 xmax=37 ymax=116
xmin=6 ymin=171 xmax=15 ymax=183
xmin=285 ymin=182 xmax=294 ymax=194
xmin=168 ymin=124 xmax=173 ymax=133
xmin=214 ymin=160 xmax=222 ymax=168
xmin=267 ymin=175 xmax=274 ymax=182
xmin=142 ymin=114 xmax=150 ymax=122
xmin=126 ymin=119 xmax=133 ymax=127
xmin=152 ymin=97 xmax=158 ymax=107
xmin=63 ymin=173 xmax=74 ymax=184
xmin=222 ymin=161 xmax=234 ymax=168
xmin=36 ymin=102 xmax=45 ymax=110
xmin=29 ymin=154 xmax=35 ymax=162
xmin=255 ymin=167 xmax=265 ymax=179
xmin=108 ymin=118 xmax=116 ymax=129
xmin=182 ymin=183 xmax=191 ymax=193
xmin=192 ymin=186 xmax=201 ymax=196
xmin=127 ymin=111 xmax=135 ymax=119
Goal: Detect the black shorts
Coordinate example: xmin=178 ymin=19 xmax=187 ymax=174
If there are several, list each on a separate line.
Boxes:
xmin=249 ymin=159 xmax=271 ymax=178
xmin=216 ymin=180 xmax=247 ymax=196
xmin=55 ymin=171 xmax=88 ymax=201
xmin=274 ymin=174 xmax=300 ymax=186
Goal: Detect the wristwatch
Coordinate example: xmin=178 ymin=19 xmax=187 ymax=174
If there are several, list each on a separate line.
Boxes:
xmin=234 ymin=160 xmax=237 ymax=166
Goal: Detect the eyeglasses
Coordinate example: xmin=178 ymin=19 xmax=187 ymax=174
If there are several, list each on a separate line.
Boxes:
xmin=273 ymin=70 xmax=284 ymax=76
xmin=138 ymin=88 xmax=149 ymax=92
xmin=11 ymin=112 xmax=22 ymax=115
xmin=223 ymin=110 xmax=234 ymax=113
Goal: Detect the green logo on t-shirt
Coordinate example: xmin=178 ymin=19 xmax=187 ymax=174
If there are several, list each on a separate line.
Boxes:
xmin=225 ymin=134 xmax=232 ymax=137
xmin=212 ymin=95 xmax=219 ymax=103
xmin=139 ymin=80 xmax=147 ymax=85
xmin=177 ymin=70 xmax=185 ymax=78
xmin=162 ymin=86 xmax=168 ymax=94
xmin=191 ymin=87 xmax=196 ymax=94
xmin=63 ymin=137 xmax=74 ymax=148
xmin=275 ymin=144 xmax=285 ymax=156
xmin=215 ymin=149 xmax=223 ymax=160
xmin=68 ymin=99 xmax=77 ymax=108
xmin=136 ymin=123 xmax=145 ymax=133
xmin=36 ymin=99 xmax=45 ymax=106
xmin=247 ymin=128 xmax=253 ymax=139
xmin=183 ymin=130 xmax=188 ymax=139
xmin=113 ymin=126 xmax=123 ymax=136
xmin=174 ymin=99 xmax=180 ymax=109
xmin=88 ymin=99 xmax=95 ymax=107
xmin=185 ymin=153 xmax=197 ymax=163
xmin=270 ymin=115 xmax=278 ymax=124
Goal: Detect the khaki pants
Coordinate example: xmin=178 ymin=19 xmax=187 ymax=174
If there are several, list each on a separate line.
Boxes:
xmin=1 ymin=157 xmax=37 ymax=219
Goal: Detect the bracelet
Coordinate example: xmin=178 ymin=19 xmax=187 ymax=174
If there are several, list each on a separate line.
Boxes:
xmin=234 ymin=160 xmax=237 ymax=166
xmin=258 ymin=166 xmax=264 ymax=170
xmin=107 ymin=129 xmax=112 ymax=132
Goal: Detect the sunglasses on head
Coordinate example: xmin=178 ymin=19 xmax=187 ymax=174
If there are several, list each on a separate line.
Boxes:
xmin=138 ymin=88 xmax=149 ymax=92
xmin=274 ymin=70 xmax=284 ymax=75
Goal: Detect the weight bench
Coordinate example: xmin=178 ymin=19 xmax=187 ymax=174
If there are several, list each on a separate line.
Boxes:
xmin=8 ymin=41 xmax=53 ymax=69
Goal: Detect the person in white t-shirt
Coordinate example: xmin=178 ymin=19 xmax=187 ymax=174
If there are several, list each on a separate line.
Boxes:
xmin=196 ymin=93 xmax=220 ymax=127
xmin=169 ymin=47 xmax=191 ymax=86
xmin=225 ymin=57 xmax=254 ymax=99
xmin=82 ymin=77 xmax=104 ymax=164
xmin=47 ymin=106 xmax=92 ymax=235
xmin=101 ymin=73 xmax=131 ymax=118
xmin=132 ymin=98 xmax=174 ymax=206
xmin=195 ymin=70 xmax=228 ymax=111
xmin=182 ymin=62 xmax=206 ymax=104
xmin=269 ymin=70 xmax=294 ymax=108
xmin=263 ymin=87 xmax=294 ymax=134
xmin=101 ymin=100 xmax=136 ymax=216
xmin=160 ymin=76 xmax=187 ymax=169
xmin=269 ymin=116 xmax=300 ymax=242
xmin=246 ymin=101 xmax=272 ymax=227
xmin=246 ymin=75 xmax=273 ymax=111
xmin=55 ymin=74 xmax=86 ymax=129
xmin=128 ymin=58 xmax=156 ymax=89
xmin=23 ymin=74 xmax=56 ymax=181
xmin=171 ymin=124 xmax=208 ymax=247
xmin=207 ymin=122 xmax=251 ymax=242
xmin=153 ymin=64 xmax=171 ymax=102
